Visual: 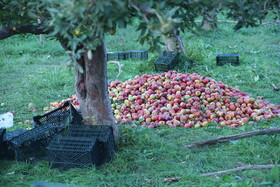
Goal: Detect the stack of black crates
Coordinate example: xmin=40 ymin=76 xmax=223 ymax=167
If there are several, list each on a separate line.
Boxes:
xmin=154 ymin=51 xmax=180 ymax=71
xmin=107 ymin=50 xmax=148 ymax=61
xmin=5 ymin=101 xmax=81 ymax=162
xmin=0 ymin=101 xmax=115 ymax=170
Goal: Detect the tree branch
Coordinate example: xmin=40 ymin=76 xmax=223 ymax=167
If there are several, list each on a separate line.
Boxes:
xmin=0 ymin=24 xmax=50 ymax=40
xmin=201 ymin=164 xmax=280 ymax=177
xmin=185 ymin=128 xmax=280 ymax=148
xmin=128 ymin=0 xmax=150 ymax=24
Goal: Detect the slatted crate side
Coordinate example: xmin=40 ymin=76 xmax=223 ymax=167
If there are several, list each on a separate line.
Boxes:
xmin=154 ymin=53 xmax=179 ymax=71
xmin=107 ymin=52 xmax=129 ymax=61
xmin=47 ymin=125 xmax=115 ymax=170
xmin=216 ymin=54 xmax=239 ymax=66
xmin=33 ymin=101 xmax=83 ymax=128
xmin=10 ymin=124 xmax=57 ymax=162
xmin=47 ymin=136 xmax=102 ymax=169
xmin=127 ymin=50 xmax=148 ymax=60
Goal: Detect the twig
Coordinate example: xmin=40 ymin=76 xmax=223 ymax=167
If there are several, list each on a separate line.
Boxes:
xmin=185 ymin=128 xmax=280 ymax=148
xmin=128 ymin=0 xmax=149 ymax=23
xmin=38 ymin=19 xmax=44 ymax=46
xmin=252 ymin=65 xmax=279 ymax=91
xmin=262 ymin=73 xmax=279 ymax=91
xmin=164 ymin=177 xmax=181 ymax=182
xmin=201 ymin=164 xmax=280 ymax=177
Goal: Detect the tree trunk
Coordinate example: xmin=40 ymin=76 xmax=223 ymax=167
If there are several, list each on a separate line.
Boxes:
xmin=75 ymin=41 xmax=118 ymax=140
xmin=163 ymin=31 xmax=179 ymax=51
xmin=201 ymin=11 xmax=218 ymax=31
xmin=163 ymin=29 xmax=186 ymax=56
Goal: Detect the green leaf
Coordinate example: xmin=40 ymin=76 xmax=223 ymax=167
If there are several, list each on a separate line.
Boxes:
xmin=167 ymin=7 xmax=180 ymax=18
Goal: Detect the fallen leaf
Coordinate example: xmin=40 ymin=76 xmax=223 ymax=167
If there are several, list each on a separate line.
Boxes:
xmin=250 ymin=50 xmax=260 ymax=54
xmin=254 ymin=75 xmax=259 ymax=82
xmin=164 ymin=177 xmax=181 ymax=182
xmin=28 ymin=103 xmax=34 ymax=108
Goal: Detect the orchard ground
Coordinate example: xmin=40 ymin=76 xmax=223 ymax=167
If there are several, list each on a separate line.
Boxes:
xmin=0 ymin=19 xmax=280 ymax=186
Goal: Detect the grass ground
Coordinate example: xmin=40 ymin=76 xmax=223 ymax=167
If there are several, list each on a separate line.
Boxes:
xmin=0 ymin=20 xmax=279 ymax=186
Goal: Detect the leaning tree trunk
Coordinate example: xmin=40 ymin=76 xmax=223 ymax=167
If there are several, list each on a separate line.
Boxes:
xmin=163 ymin=29 xmax=186 ymax=56
xmin=75 ymin=41 xmax=118 ymax=140
xmin=201 ymin=11 xmax=218 ymax=31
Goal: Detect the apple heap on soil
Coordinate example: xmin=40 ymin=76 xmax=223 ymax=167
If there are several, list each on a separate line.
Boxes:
xmin=47 ymin=71 xmax=280 ymax=128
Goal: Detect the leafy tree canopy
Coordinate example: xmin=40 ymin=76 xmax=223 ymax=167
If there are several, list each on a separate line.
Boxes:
xmin=0 ymin=0 xmax=279 ymax=57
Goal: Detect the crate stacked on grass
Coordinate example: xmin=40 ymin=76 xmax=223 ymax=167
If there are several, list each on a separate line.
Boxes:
xmin=154 ymin=51 xmax=180 ymax=71
xmin=9 ymin=123 xmax=58 ymax=162
xmin=0 ymin=128 xmax=6 ymax=158
xmin=216 ymin=54 xmax=239 ymax=66
xmin=47 ymin=125 xmax=115 ymax=170
xmin=1 ymin=129 xmax=27 ymax=160
xmin=127 ymin=50 xmax=148 ymax=61
xmin=107 ymin=52 xmax=129 ymax=61
xmin=33 ymin=101 xmax=83 ymax=129
xmin=107 ymin=50 xmax=149 ymax=61
xmin=7 ymin=101 xmax=83 ymax=162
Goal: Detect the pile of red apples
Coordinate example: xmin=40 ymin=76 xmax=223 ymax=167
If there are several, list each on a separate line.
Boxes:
xmin=48 ymin=71 xmax=280 ymax=128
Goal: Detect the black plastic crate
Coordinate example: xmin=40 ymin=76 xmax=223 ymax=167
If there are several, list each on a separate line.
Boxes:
xmin=47 ymin=125 xmax=115 ymax=170
xmin=216 ymin=54 xmax=239 ymax=66
xmin=163 ymin=51 xmax=179 ymax=56
xmin=1 ymin=129 xmax=27 ymax=160
xmin=33 ymin=101 xmax=83 ymax=128
xmin=107 ymin=52 xmax=129 ymax=61
xmin=0 ymin=128 xmax=6 ymax=158
xmin=154 ymin=51 xmax=179 ymax=71
xmin=10 ymin=123 xmax=58 ymax=162
xmin=127 ymin=50 xmax=148 ymax=61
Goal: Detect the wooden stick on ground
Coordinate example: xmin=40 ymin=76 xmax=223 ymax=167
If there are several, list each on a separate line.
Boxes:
xmin=195 ymin=20 xmax=280 ymax=25
xmin=185 ymin=128 xmax=280 ymax=149
xmin=201 ymin=164 xmax=280 ymax=177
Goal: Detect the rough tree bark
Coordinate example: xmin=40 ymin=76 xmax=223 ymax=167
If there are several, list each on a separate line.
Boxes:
xmin=75 ymin=41 xmax=118 ymax=139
